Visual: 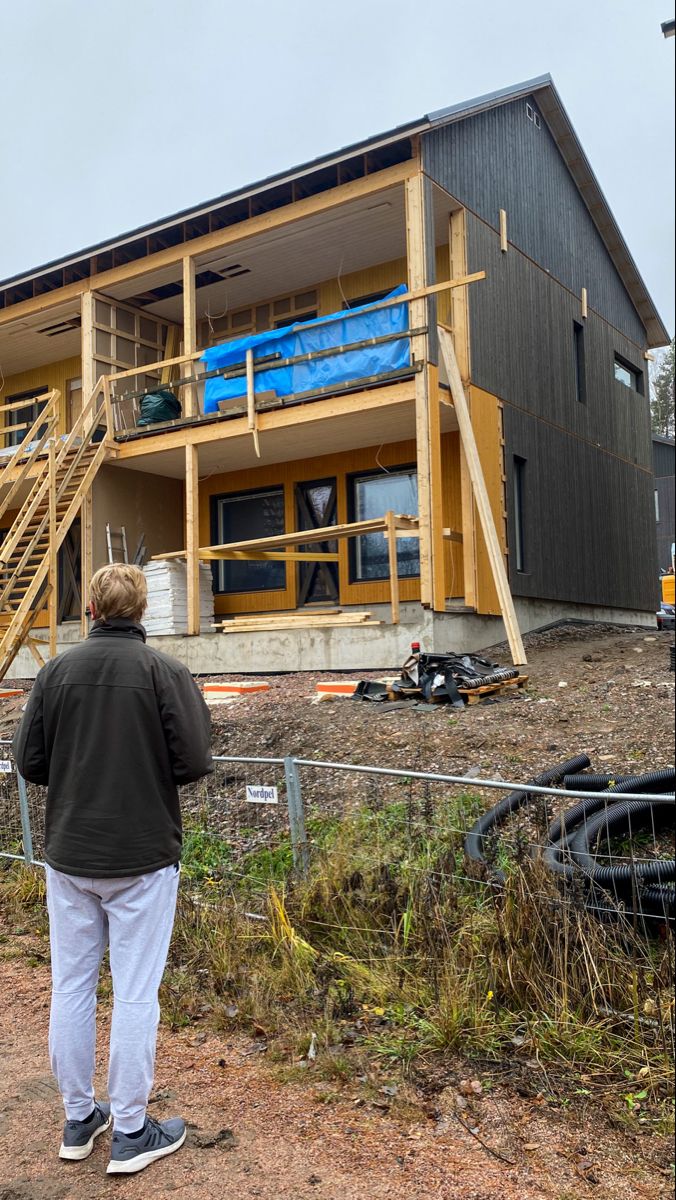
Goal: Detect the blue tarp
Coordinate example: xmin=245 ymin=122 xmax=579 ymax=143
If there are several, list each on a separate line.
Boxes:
xmin=202 ymin=285 xmax=410 ymax=413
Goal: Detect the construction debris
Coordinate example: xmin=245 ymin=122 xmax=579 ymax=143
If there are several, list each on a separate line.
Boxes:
xmin=353 ymin=646 xmax=528 ymax=708
xmin=214 ymin=610 xmax=380 ymax=634
xmin=143 ymin=560 xmax=214 ymax=635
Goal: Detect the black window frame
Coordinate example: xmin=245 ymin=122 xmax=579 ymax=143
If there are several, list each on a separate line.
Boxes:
xmin=3 ymin=385 xmax=50 ymax=448
xmin=513 ymin=456 xmax=527 ymax=574
xmin=613 ymin=353 xmax=644 ymax=394
xmin=209 ymin=484 xmax=286 ymax=595
xmin=573 ymin=320 xmax=587 ymax=405
xmin=347 ymin=464 xmax=420 ymax=583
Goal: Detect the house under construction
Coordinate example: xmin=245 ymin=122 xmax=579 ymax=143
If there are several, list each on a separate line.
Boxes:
xmin=0 ymin=75 xmax=668 ymax=679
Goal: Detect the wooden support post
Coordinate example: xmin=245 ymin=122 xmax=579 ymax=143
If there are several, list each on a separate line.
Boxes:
xmin=581 ymin=287 xmax=588 ymax=319
xmin=438 ymin=326 xmax=526 ymax=666
xmin=405 ymin=173 xmax=433 ymax=608
xmin=80 ymin=493 xmax=93 ymax=636
xmin=449 ymin=211 xmax=477 ymax=607
xmin=81 ymin=292 xmax=96 ymax=432
xmin=185 ymin=444 xmax=200 ymax=635
xmin=499 ymin=209 xmax=508 ymax=253
xmin=246 ymin=348 xmax=261 ymax=458
xmin=48 ymin=442 xmax=58 ymax=658
xmin=385 ymin=510 xmax=400 ymax=625
xmin=182 ymin=257 xmax=197 ymax=418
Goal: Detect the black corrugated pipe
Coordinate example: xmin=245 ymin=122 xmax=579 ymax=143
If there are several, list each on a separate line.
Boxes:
xmin=568 ymin=799 xmax=675 ymax=886
xmin=563 ymin=773 xmax=632 ymax=791
xmin=464 ymin=754 xmax=591 ymax=865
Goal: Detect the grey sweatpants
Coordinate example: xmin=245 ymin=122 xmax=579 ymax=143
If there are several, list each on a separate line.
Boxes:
xmin=46 ymin=863 xmax=179 ymax=1133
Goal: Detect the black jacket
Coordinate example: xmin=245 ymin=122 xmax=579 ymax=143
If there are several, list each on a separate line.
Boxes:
xmin=12 ymin=619 xmax=213 ymax=878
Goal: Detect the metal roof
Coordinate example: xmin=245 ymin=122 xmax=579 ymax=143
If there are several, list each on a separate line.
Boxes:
xmin=1 ymin=76 xmax=668 ymax=345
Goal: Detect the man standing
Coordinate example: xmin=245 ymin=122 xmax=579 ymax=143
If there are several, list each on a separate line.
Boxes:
xmin=13 ymin=563 xmax=212 ymax=1175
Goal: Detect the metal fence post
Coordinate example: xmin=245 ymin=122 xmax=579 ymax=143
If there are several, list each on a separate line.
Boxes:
xmin=284 ymin=756 xmax=309 ymax=877
xmin=17 ymin=772 xmax=34 ymax=866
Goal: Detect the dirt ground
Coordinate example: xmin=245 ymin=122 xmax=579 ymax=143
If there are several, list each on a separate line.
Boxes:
xmin=1 ymin=622 xmax=674 ymax=1198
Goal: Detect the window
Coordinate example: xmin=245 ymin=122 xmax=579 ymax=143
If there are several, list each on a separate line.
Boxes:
xmin=350 ymin=468 xmax=419 ymax=581
xmin=3 ymin=386 xmax=49 ymax=448
xmin=655 ymin=489 xmax=660 ymax=523
xmin=343 ymin=289 xmax=393 ymax=310
xmin=614 ymin=355 xmax=643 ymax=393
xmin=199 ymin=290 xmax=318 ymax=346
xmin=513 ymin=457 xmax=527 ymax=573
xmin=212 ymin=487 xmax=285 ymax=593
xmin=526 ymin=102 xmax=541 ymax=128
xmin=573 ymin=321 xmax=587 ymax=404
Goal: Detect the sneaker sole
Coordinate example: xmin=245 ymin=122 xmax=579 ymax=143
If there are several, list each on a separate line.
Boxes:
xmin=59 ymin=1115 xmax=112 ymax=1161
xmin=106 ymin=1128 xmax=187 ymax=1174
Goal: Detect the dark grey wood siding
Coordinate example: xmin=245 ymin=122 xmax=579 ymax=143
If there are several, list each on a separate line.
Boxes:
xmin=652 ymin=438 xmax=675 ymax=573
xmin=422 ymin=96 xmax=645 ymax=346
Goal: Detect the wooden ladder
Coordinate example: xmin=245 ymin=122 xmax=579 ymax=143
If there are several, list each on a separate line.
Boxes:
xmin=0 ymin=378 xmax=113 ymax=680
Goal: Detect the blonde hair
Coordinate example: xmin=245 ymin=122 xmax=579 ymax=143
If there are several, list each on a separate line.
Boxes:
xmin=90 ymin=563 xmax=148 ymax=622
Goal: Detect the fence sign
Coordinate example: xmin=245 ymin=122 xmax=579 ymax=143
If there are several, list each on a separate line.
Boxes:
xmin=246 ymin=784 xmax=279 ymax=805
xmin=0 ymin=761 xmax=13 ymax=774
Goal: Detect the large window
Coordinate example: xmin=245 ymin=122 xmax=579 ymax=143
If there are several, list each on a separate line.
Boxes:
xmin=212 ymin=487 xmax=285 ymax=593
xmin=614 ymin=354 xmax=643 ymax=393
xmin=350 ymin=468 xmax=419 ymax=581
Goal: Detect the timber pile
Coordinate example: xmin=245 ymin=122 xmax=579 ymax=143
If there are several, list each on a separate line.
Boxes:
xmin=143 ymin=560 xmax=214 ymax=635
xmin=214 ymin=610 xmax=380 ymax=634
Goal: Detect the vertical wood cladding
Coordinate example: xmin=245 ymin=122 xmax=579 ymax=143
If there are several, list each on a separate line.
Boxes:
xmin=469 ymin=216 xmax=657 ymax=610
xmin=422 ymin=97 xmax=645 ymax=346
xmin=652 ymin=438 xmax=675 ymax=572
xmin=503 ymin=407 xmax=658 ymax=611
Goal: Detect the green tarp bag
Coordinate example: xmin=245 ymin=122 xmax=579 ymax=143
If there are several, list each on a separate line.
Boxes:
xmin=136 ymin=389 xmax=182 ymax=426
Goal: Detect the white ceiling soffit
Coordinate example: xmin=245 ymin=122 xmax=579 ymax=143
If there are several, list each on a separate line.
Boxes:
xmin=0 ymin=300 xmax=81 ymax=377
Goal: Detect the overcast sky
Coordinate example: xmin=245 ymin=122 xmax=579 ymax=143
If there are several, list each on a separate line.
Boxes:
xmin=1 ymin=0 xmax=673 ymax=336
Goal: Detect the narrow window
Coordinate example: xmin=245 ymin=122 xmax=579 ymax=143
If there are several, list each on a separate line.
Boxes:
xmin=574 ymin=321 xmax=587 ymax=404
xmin=655 ymin=489 xmax=660 ymax=523
xmin=513 ymin=457 xmax=527 ymax=573
xmin=614 ymin=354 xmax=644 ymax=393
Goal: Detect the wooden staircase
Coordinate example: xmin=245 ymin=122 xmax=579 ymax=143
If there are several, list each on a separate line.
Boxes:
xmin=0 ymin=379 xmax=113 ymax=679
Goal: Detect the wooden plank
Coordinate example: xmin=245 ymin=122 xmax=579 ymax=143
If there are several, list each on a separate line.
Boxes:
xmin=153 ymin=514 xmax=419 ymax=561
xmin=81 ymin=292 xmax=96 ymax=431
xmin=48 ymin=443 xmax=57 ymax=658
xmin=427 ymin=364 xmax=447 ymax=612
xmin=442 ymin=528 xmax=464 ymax=543
xmin=438 ymin=325 xmax=526 ymax=666
xmin=185 ymin=443 xmax=200 ymax=635
xmin=160 ymin=323 xmax=181 ymax=387
xmin=246 ymin=348 xmax=261 ymax=458
xmin=201 ymin=550 xmax=339 ymax=562
xmin=499 ymin=209 xmax=508 ymax=253
xmin=385 ymin=510 xmax=400 ymax=625
xmin=182 ymin=257 xmax=197 ymax=419
xmin=80 ymin=492 xmax=93 ymax=635
xmin=406 ymin=174 xmax=432 ymax=609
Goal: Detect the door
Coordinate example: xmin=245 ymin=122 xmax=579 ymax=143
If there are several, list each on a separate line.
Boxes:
xmin=295 ymin=479 xmax=338 ymax=606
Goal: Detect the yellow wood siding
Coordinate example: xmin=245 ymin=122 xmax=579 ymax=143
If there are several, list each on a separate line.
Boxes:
xmin=0 ymin=356 xmax=81 ymax=437
xmin=199 ymin=440 xmax=424 ymax=616
xmin=468 ymin=385 xmax=507 ymax=616
xmin=318 ymin=259 xmax=407 ymax=314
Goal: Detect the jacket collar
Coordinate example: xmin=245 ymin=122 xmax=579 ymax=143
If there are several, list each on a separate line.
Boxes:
xmin=89 ymin=617 xmax=147 ymax=642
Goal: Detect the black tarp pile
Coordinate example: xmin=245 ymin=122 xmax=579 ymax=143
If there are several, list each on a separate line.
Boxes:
xmin=353 ymin=649 xmax=521 ymax=708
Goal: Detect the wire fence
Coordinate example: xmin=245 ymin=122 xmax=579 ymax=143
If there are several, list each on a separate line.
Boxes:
xmin=1 ymin=739 xmax=673 ymax=927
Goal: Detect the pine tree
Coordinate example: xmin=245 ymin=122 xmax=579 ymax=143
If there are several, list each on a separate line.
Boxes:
xmin=650 ymin=338 xmax=675 ymax=439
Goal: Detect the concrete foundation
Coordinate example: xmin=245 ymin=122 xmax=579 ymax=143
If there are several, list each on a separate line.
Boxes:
xmin=9 ymin=598 xmax=654 ymax=680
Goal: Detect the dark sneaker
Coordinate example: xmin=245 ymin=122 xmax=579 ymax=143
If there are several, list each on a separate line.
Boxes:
xmin=59 ymin=1101 xmax=112 ymax=1161
xmin=106 ymin=1116 xmax=186 ymax=1175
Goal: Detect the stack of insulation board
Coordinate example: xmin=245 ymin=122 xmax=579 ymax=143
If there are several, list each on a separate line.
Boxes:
xmin=143 ymin=560 xmax=214 ymax=635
